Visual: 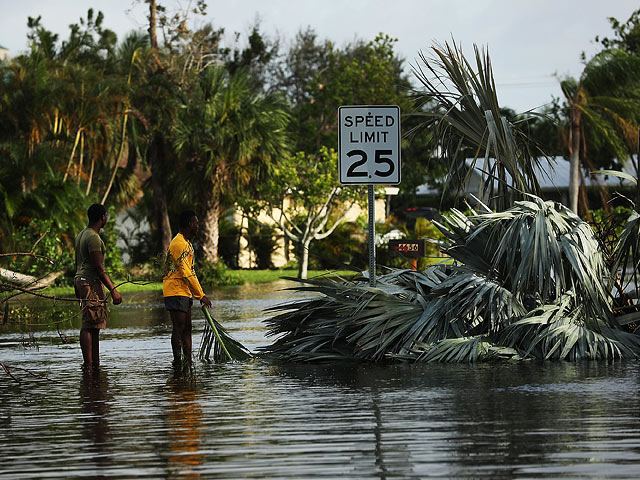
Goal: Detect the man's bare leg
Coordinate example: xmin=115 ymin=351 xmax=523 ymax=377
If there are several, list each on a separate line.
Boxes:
xmin=92 ymin=329 xmax=100 ymax=366
xmin=80 ymin=328 xmax=99 ymax=366
xmin=181 ymin=308 xmax=192 ymax=360
xmin=80 ymin=328 xmax=92 ymax=365
xmin=170 ymin=310 xmax=188 ymax=362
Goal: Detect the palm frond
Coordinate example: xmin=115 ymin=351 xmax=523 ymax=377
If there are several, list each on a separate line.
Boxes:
xmin=407 ymin=336 xmax=520 ymax=363
xmin=410 ymin=40 xmax=547 ymax=210
xmin=499 ymin=294 xmax=639 ymax=360
xmin=199 ymin=306 xmax=252 ymax=363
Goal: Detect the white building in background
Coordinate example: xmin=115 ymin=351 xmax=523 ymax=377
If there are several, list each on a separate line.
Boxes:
xmin=0 ymin=45 xmax=9 ymax=61
xmin=116 ymin=187 xmax=399 ymax=269
xmin=233 ymin=186 xmax=398 ymax=268
xmin=416 ymin=156 xmax=637 ymax=206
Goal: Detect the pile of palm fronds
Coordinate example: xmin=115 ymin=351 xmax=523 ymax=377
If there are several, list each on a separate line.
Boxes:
xmin=199 ymin=306 xmax=252 ymax=362
xmin=261 ymin=196 xmax=640 ymax=363
xmin=261 ymin=40 xmax=640 ymax=364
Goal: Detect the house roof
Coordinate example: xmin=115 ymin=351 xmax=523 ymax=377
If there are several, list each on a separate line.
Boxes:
xmin=416 ymin=156 xmax=637 ymax=196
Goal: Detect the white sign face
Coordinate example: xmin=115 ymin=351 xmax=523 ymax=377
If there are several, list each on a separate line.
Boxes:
xmin=338 ymin=105 xmax=401 ymax=185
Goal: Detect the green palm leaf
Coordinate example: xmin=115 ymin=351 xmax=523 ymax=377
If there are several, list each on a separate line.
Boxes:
xmin=199 ymin=306 xmax=252 ymax=363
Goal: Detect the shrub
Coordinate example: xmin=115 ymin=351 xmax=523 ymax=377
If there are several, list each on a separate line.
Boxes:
xmin=312 ymin=220 xmax=368 ymax=271
xmin=218 ymin=216 xmax=241 ymax=269
xmin=244 ymin=223 xmax=278 ymax=270
xmin=198 ymin=260 xmax=243 ymax=286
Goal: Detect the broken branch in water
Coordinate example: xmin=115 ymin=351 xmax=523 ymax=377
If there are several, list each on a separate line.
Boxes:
xmin=0 ymin=229 xmax=55 ymax=265
xmin=1 ymin=362 xmax=19 ymax=383
xmin=0 ymin=279 xmax=154 ymax=305
xmin=0 ymin=283 xmax=79 ymax=304
xmin=0 ymin=361 xmax=51 ymax=383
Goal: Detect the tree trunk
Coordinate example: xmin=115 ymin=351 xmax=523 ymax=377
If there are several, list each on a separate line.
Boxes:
xmin=201 ymin=193 xmax=221 ymax=263
xmin=0 ymin=268 xmax=64 ymax=290
xmin=150 ymin=134 xmax=172 ymax=253
xmin=147 ymin=0 xmax=158 ymax=50
xmin=568 ymin=105 xmax=582 ymax=214
xmin=298 ymin=239 xmax=311 ymax=279
xmin=101 ymin=114 xmax=129 ymax=205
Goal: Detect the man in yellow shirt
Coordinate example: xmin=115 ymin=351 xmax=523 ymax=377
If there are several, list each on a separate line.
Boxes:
xmin=163 ymin=210 xmax=212 ymax=363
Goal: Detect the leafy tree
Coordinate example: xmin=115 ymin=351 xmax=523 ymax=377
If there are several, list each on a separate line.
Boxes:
xmin=173 ymin=65 xmax=290 ymax=263
xmin=241 ymin=147 xmax=366 ymax=279
xmin=596 ymin=8 xmax=640 ymax=54
xmin=278 ymin=32 xmax=413 ymax=153
xmin=0 ymin=11 xmax=140 ymax=252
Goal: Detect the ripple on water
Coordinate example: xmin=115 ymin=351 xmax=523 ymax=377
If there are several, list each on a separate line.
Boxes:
xmin=3 ymin=286 xmax=640 ymax=478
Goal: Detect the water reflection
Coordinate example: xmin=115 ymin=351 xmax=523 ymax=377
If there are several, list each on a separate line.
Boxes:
xmin=4 ymin=286 xmax=640 ymax=478
xmin=166 ymin=366 xmax=204 ymax=479
xmin=79 ymin=366 xmax=112 ymax=475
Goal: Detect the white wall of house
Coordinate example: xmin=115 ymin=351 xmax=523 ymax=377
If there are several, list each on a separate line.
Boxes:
xmin=233 ymin=194 xmax=390 ymax=268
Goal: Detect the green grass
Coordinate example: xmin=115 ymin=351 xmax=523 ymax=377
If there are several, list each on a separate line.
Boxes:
xmin=38 ymin=269 xmax=358 ymax=297
xmin=232 ymin=269 xmax=356 ymax=284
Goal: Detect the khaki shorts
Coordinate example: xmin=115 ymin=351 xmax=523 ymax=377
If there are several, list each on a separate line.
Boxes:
xmin=74 ymin=276 xmax=107 ymax=330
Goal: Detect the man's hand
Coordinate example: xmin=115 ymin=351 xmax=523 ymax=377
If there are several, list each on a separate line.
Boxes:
xmin=111 ymin=288 xmax=123 ymax=305
xmin=200 ymin=295 xmax=212 ymax=308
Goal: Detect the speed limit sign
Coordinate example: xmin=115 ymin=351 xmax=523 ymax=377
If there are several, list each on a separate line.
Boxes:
xmin=338 ymin=105 xmax=401 ymax=185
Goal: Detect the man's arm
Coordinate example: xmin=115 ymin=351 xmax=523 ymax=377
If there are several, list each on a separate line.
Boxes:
xmin=89 ymin=250 xmax=123 ymax=305
xmin=183 ymin=272 xmax=211 ymax=307
xmin=172 ymin=242 xmax=211 ymax=307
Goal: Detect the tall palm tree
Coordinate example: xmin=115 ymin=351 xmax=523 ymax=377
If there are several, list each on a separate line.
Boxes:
xmin=173 ymin=66 xmax=290 ymax=263
xmin=562 ymin=48 xmax=640 ymax=214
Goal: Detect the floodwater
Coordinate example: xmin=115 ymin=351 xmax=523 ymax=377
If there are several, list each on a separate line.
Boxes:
xmin=2 ymin=280 xmax=640 ymax=479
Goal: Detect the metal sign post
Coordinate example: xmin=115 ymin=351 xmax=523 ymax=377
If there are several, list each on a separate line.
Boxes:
xmin=338 ymin=105 xmax=401 ymax=288
xmin=367 ymin=185 xmax=376 ymax=287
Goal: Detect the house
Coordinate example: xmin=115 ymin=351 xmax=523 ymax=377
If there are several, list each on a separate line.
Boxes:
xmin=116 ymin=186 xmax=398 ymax=269
xmin=416 ymin=156 xmax=637 ymax=207
xmin=232 ymin=186 xmax=398 ymax=268
xmin=0 ymin=45 xmax=9 ymax=61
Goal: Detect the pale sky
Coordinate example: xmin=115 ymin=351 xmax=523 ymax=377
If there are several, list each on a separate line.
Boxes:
xmin=1 ymin=0 xmax=638 ymax=112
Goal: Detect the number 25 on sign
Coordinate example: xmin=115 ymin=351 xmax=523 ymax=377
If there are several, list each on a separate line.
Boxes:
xmin=338 ymin=105 xmax=401 ymax=185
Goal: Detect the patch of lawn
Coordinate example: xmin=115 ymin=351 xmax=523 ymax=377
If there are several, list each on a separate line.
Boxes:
xmin=37 ymin=269 xmax=358 ymax=297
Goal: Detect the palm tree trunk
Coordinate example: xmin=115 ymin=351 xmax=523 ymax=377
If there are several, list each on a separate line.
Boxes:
xmin=76 ymin=133 xmax=84 ymax=186
xmin=101 ymin=115 xmax=129 ymax=204
xmin=147 ymin=0 xmax=158 ymax=50
xmin=568 ymin=105 xmax=582 ymax=213
xmin=63 ymin=129 xmax=82 ymax=183
xmin=201 ymin=193 xmax=221 ymax=263
xmin=86 ymin=150 xmax=95 ymax=195
xmin=150 ymin=134 xmax=172 ymax=252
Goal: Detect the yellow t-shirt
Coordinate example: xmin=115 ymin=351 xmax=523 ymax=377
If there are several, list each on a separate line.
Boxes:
xmin=162 ymin=233 xmax=205 ymax=299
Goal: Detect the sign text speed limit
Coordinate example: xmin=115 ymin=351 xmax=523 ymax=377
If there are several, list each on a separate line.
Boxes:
xmin=338 ymin=105 xmax=401 ymax=185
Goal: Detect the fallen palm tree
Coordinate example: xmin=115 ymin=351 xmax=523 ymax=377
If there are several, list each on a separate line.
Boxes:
xmin=261 ymin=196 xmax=640 ymax=362
xmin=262 ymin=39 xmax=640 ymax=363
